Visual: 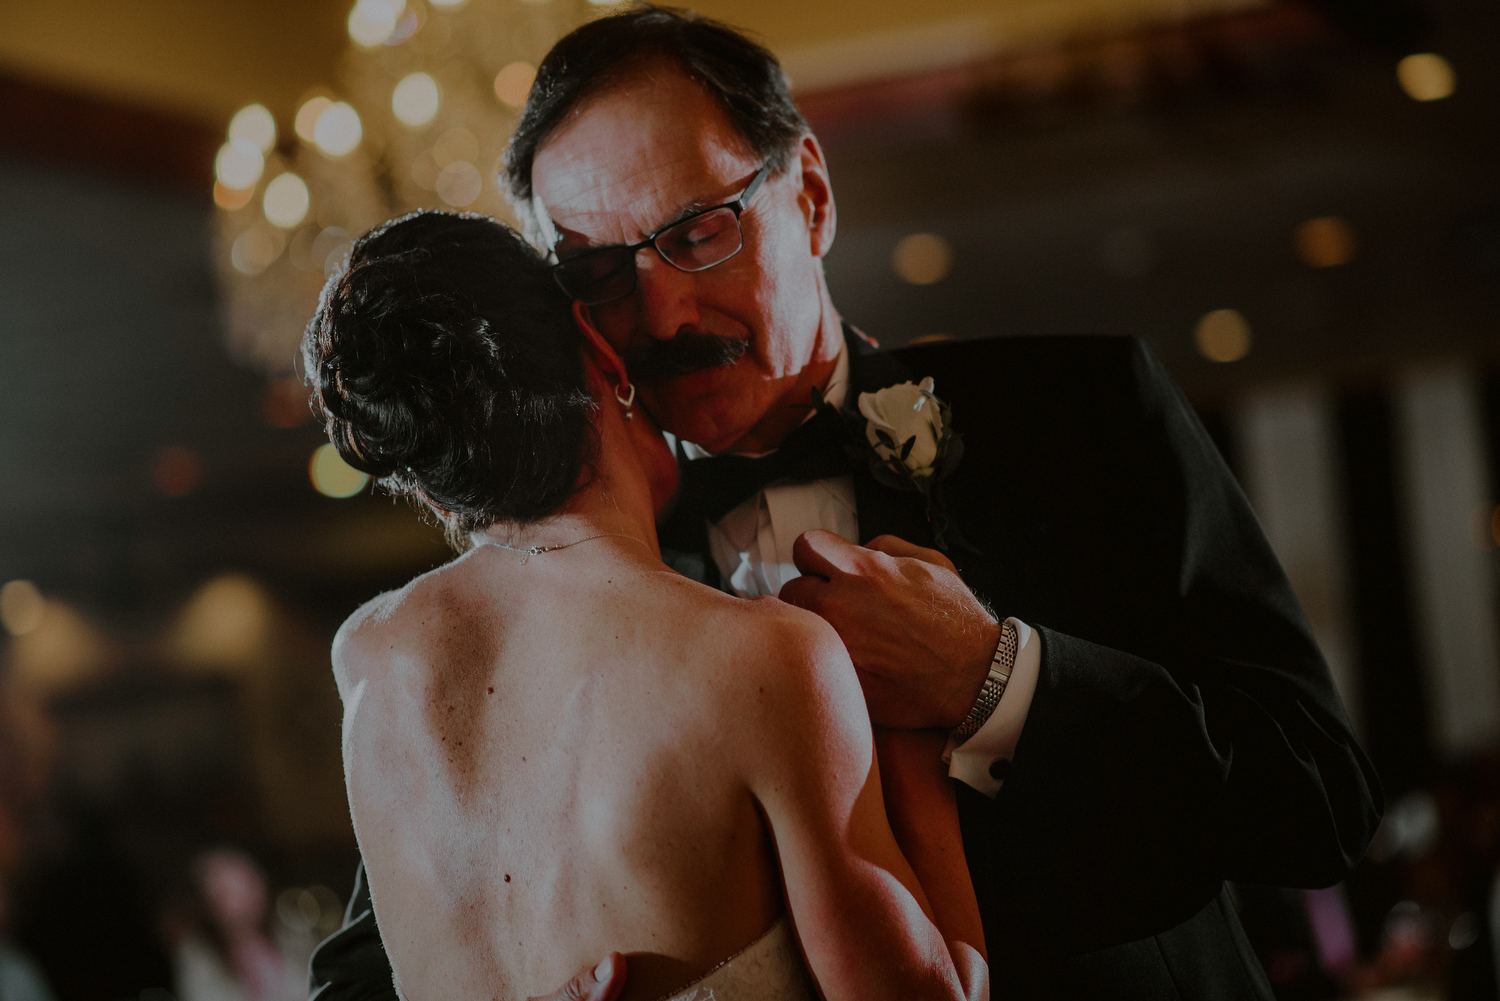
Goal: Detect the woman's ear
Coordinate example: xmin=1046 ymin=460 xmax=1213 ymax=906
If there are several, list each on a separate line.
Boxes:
xmin=572 ymin=300 xmax=630 ymax=390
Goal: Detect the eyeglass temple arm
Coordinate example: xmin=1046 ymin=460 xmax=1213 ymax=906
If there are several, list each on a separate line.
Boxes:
xmin=734 ymin=162 xmax=774 ymax=212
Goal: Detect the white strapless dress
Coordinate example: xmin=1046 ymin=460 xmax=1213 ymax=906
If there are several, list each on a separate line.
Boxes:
xmin=656 ymin=917 xmax=816 ymax=1001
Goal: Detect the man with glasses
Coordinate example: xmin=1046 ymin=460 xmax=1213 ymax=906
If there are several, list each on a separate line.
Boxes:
xmin=311 ymin=8 xmax=1379 ymax=1000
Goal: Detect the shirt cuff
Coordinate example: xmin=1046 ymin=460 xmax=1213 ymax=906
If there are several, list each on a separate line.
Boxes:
xmin=942 ymin=619 xmax=1041 ymax=798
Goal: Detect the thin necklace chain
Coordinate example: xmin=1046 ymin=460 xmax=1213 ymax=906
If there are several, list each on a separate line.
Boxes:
xmin=477 ymin=532 xmax=650 ymax=565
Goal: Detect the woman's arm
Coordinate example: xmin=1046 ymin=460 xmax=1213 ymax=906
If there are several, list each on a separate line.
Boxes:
xmin=874 ymin=727 xmax=986 ymax=959
xmin=737 ymin=614 xmax=987 ymax=1001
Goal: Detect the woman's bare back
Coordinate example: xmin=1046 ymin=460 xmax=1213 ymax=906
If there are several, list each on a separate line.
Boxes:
xmin=337 ymin=541 xmax=807 ymax=1001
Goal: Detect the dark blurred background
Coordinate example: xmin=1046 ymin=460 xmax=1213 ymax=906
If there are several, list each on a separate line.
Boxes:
xmin=0 ymin=0 xmax=1496 ymax=998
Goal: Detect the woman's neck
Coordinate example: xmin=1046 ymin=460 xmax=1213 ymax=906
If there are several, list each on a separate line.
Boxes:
xmin=476 ymin=501 xmax=656 ymax=559
xmin=475 ymin=415 xmax=662 ymax=559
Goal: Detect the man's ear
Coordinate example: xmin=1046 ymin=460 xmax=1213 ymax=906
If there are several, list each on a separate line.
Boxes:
xmin=796 ymin=133 xmax=837 ymax=258
xmin=572 ymin=300 xmax=630 ymax=389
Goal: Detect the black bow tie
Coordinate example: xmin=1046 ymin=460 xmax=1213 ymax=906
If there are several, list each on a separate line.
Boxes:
xmin=680 ymin=405 xmax=859 ymax=523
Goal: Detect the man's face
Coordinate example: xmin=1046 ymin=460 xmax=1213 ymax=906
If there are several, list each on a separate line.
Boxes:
xmin=532 ymin=67 xmax=833 ymax=453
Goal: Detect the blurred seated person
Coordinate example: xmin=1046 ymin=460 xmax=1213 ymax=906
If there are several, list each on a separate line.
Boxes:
xmin=164 ymin=848 xmax=296 ymax=1001
xmin=0 ymin=881 xmax=56 ymax=1001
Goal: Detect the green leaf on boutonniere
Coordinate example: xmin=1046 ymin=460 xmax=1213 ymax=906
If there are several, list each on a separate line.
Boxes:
xmin=936 ymin=435 xmax=964 ymax=479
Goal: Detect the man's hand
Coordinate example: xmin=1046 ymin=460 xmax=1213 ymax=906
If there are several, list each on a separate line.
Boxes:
xmin=779 ymin=530 xmax=1002 ymax=729
xmin=526 ymin=954 xmax=627 ymax=1001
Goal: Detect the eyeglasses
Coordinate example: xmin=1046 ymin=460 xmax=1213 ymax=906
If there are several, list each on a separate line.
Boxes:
xmin=550 ymin=161 xmax=774 ymax=305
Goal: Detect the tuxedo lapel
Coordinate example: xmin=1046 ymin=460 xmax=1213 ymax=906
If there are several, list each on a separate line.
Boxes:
xmin=845 ymin=330 xmax=938 ymax=550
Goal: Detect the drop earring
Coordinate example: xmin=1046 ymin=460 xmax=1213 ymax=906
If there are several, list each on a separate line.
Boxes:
xmin=614 ymin=381 xmax=636 ymax=420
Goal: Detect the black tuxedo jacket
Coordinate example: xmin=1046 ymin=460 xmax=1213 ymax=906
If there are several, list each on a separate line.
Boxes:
xmin=310 ymin=334 xmax=1382 ymax=1000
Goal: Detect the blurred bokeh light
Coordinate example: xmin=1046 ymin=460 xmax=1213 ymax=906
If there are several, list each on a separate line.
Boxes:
xmin=493 ymin=61 xmax=536 ymax=109
xmin=0 ymin=580 xmax=45 ymax=636
xmin=164 ymin=573 xmax=274 ymax=673
xmin=1397 ymin=52 xmax=1456 ymax=102
xmin=392 ymin=71 xmax=441 ymax=127
xmin=348 ymin=0 xmax=407 ymax=47
xmin=295 ymin=95 xmax=334 ymax=142
xmin=313 ymin=101 xmax=363 ymax=156
xmin=227 ymin=103 xmax=277 ymax=154
xmin=1295 ymin=216 xmax=1358 ymax=268
xmin=1195 ymin=309 xmax=1252 ymax=363
xmin=213 ymin=138 xmax=263 ymax=191
xmin=263 ymin=173 xmax=311 ymax=229
xmin=310 ymin=443 xmax=370 ymax=498
xmin=152 ymin=446 xmax=202 ymax=497
xmin=892 ymin=233 xmax=954 ymax=286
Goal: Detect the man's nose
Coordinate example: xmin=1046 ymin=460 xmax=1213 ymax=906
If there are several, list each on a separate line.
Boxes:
xmin=632 ymin=247 xmax=701 ymax=341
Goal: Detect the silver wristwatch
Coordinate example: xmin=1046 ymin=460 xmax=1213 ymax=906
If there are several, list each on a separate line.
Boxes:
xmin=951 ymin=619 xmax=1018 ymax=745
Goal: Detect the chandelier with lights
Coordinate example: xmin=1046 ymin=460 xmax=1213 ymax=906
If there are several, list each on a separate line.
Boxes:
xmin=211 ymin=0 xmax=603 ymax=377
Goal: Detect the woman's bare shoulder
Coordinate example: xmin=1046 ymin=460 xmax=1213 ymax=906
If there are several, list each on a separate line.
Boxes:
xmin=330 ymin=553 xmax=484 ymax=692
xmin=641 ymin=575 xmax=856 ymax=723
xmin=646 ymin=571 xmax=843 ymax=657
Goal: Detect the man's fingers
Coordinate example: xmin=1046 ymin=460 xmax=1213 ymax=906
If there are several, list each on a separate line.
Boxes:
xmin=527 ymin=953 xmax=627 ymax=1001
xmin=777 ymin=574 xmax=825 ymax=612
xmin=865 ymin=534 xmax=956 ymax=573
xmin=791 ymin=529 xmax=860 ymax=581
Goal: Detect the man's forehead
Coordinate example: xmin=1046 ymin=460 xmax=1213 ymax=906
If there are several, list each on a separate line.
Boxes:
xmin=530 ymin=72 xmax=755 ymax=244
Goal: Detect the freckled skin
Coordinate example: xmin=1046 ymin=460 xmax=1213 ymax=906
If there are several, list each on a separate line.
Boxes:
xmin=334 ymin=366 xmax=982 ymax=1001
xmin=340 ymin=542 xmax=818 ymax=1000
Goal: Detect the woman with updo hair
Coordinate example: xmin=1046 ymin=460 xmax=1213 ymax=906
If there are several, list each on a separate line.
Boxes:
xmin=303 ymin=211 xmax=986 ymax=1001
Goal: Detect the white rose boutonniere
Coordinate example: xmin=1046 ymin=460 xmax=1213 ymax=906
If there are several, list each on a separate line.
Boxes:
xmin=817 ymin=376 xmax=968 ymax=550
xmin=859 ymin=377 xmax=944 ymax=479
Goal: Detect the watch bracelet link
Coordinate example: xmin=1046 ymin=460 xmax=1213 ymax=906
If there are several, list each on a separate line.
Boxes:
xmin=951 ymin=619 xmax=1018 ymax=745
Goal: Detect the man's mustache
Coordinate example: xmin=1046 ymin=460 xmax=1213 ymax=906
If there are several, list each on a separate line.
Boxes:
xmin=623 ymin=331 xmax=749 ymax=384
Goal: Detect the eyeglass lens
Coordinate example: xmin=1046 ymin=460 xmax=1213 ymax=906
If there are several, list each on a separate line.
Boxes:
xmin=554 ymin=204 xmax=746 ymax=304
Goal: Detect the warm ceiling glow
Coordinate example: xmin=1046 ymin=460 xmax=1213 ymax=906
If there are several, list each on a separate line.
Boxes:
xmin=393 ymin=72 xmax=441 ymax=127
xmin=215 ymin=138 xmax=265 ymax=190
xmin=1397 ymin=53 xmax=1456 ymax=101
xmin=1097 ymin=226 xmax=1155 ymax=278
xmin=348 ymin=0 xmax=407 ymax=47
xmin=263 ymin=173 xmax=311 ymax=228
xmin=214 ymin=181 xmax=256 ymax=211
xmin=154 ymin=446 xmax=203 ymax=496
xmin=409 ymin=150 xmax=439 ymax=190
xmin=6 ymin=599 xmax=114 ymax=693
xmin=311 ymin=443 xmax=371 ymax=498
xmin=0 ymin=580 xmax=45 ymax=636
xmin=263 ymin=377 xmax=313 ymax=429
xmin=314 ymin=102 xmax=364 ymax=156
xmin=494 ymin=62 xmax=537 ymax=109
xmin=1295 ymin=216 xmax=1357 ymax=268
xmin=229 ymin=104 xmax=277 ymax=154
xmin=433 ymin=127 xmax=479 ymax=166
xmin=167 ymin=574 xmax=274 ymax=673
xmin=312 ymin=226 xmax=353 ymax=277
xmin=436 ymin=161 xmax=483 ymax=206
xmin=232 ymin=223 xmax=286 ymax=275
xmin=1195 ymin=308 xmax=1252 ymax=363
xmin=295 ymin=96 xmax=333 ymax=143
xmin=430 ymin=0 xmax=466 ymax=5
xmin=892 ymin=233 xmax=953 ymax=285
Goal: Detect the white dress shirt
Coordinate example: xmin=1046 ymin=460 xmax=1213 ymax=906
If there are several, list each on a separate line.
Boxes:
xmin=680 ymin=342 xmax=1040 ymax=795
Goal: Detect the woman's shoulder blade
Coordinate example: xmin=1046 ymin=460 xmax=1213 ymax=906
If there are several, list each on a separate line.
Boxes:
xmin=331 ymin=557 xmax=481 ymax=684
